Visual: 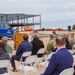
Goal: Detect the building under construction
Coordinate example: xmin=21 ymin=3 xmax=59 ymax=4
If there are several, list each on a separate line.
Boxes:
xmin=0 ymin=13 xmax=41 ymax=30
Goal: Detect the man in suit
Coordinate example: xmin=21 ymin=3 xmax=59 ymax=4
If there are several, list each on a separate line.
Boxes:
xmin=11 ymin=34 xmax=33 ymax=72
xmin=41 ymin=35 xmax=73 ymax=75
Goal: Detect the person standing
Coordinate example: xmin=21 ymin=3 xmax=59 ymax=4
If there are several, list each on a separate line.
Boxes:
xmin=13 ymin=27 xmax=19 ymax=50
xmin=52 ymin=30 xmax=56 ymax=35
xmin=11 ymin=34 xmax=33 ymax=72
xmin=41 ymin=35 xmax=73 ymax=75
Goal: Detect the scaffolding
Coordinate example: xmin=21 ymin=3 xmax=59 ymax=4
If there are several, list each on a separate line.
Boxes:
xmin=0 ymin=13 xmax=41 ymax=30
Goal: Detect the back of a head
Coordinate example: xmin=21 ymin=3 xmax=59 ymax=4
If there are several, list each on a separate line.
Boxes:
xmin=23 ymin=34 xmax=28 ymax=40
xmin=64 ymin=34 xmax=69 ymax=40
xmin=15 ymin=27 xmax=19 ymax=32
xmin=56 ymin=36 xmax=66 ymax=46
xmin=50 ymin=34 xmax=54 ymax=38
xmin=33 ymin=34 xmax=38 ymax=39
xmin=0 ymin=36 xmax=2 ymax=40
xmin=2 ymin=37 xmax=8 ymax=43
xmin=0 ymin=42 xmax=7 ymax=52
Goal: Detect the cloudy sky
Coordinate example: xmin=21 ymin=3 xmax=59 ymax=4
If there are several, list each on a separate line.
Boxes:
xmin=0 ymin=0 xmax=75 ymax=29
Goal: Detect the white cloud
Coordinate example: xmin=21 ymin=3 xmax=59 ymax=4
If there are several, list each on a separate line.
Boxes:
xmin=0 ymin=0 xmax=75 ymax=29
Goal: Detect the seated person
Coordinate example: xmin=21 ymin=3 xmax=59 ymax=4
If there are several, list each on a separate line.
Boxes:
xmin=11 ymin=34 xmax=33 ymax=72
xmin=41 ymin=35 xmax=73 ymax=75
xmin=0 ymin=42 xmax=10 ymax=74
xmin=65 ymin=34 xmax=72 ymax=50
xmin=31 ymin=34 xmax=44 ymax=56
xmin=46 ymin=34 xmax=56 ymax=54
xmin=69 ymin=33 xmax=75 ymax=49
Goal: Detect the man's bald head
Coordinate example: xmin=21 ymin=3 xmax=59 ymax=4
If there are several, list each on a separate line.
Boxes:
xmin=55 ymin=36 xmax=66 ymax=46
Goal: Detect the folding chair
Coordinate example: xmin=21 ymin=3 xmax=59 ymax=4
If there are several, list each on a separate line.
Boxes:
xmin=18 ymin=51 xmax=32 ymax=70
xmin=23 ymin=55 xmax=38 ymax=75
xmin=59 ymin=68 xmax=74 ymax=75
xmin=36 ymin=48 xmax=48 ymax=69
xmin=68 ymin=50 xmax=74 ymax=54
xmin=72 ymin=55 xmax=75 ymax=63
xmin=20 ymin=51 xmax=32 ymax=62
xmin=48 ymin=52 xmax=55 ymax=60
xmin=39 ymin=52 xmax=55 ymax=70
xmin=37 ymin=48 xmax=46 ymax=62
xmin=0 ymin=60 xmax=10 ymax=75
xmin=72 ymin=44 xmax=75 ymax=50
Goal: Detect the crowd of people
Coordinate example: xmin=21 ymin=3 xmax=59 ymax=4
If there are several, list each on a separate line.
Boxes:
xmin=0 ymin=30 xmax=75 ymax=75
xmin=41 ymin=34 xmax=73 ymax=75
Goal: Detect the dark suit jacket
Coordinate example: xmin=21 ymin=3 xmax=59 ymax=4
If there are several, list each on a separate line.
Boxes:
xmin=41 ymin=48 xmax=73 ymax=75
xmin=15 ymin=40 xmax=33 ymax=60
xmin=31 ymin=38 xmax=44 ymax=55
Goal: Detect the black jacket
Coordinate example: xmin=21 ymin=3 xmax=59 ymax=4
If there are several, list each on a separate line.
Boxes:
xmin=31 ymin=38 xmax=44 ymax=55
xmin=66 ymin=39 xmax=72 ymax=50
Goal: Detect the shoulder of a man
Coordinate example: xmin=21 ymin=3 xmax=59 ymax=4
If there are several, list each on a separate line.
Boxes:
xmin=40 ymin=40 xmax=43 ymax=43
xmin=51 ymin=52 xmax=58 ymax=59
xmin=18 ymin=41 xmax=25 ymax=48
xmin=49 ymin=53 xmax=59 ymax=64
xmin=37 ymin=39 xmax=43 ymax=44
xmin=52 ymin=51 xmax=61 ymax=59
xmin=20 ymin=41 xmax=27 ymax=44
